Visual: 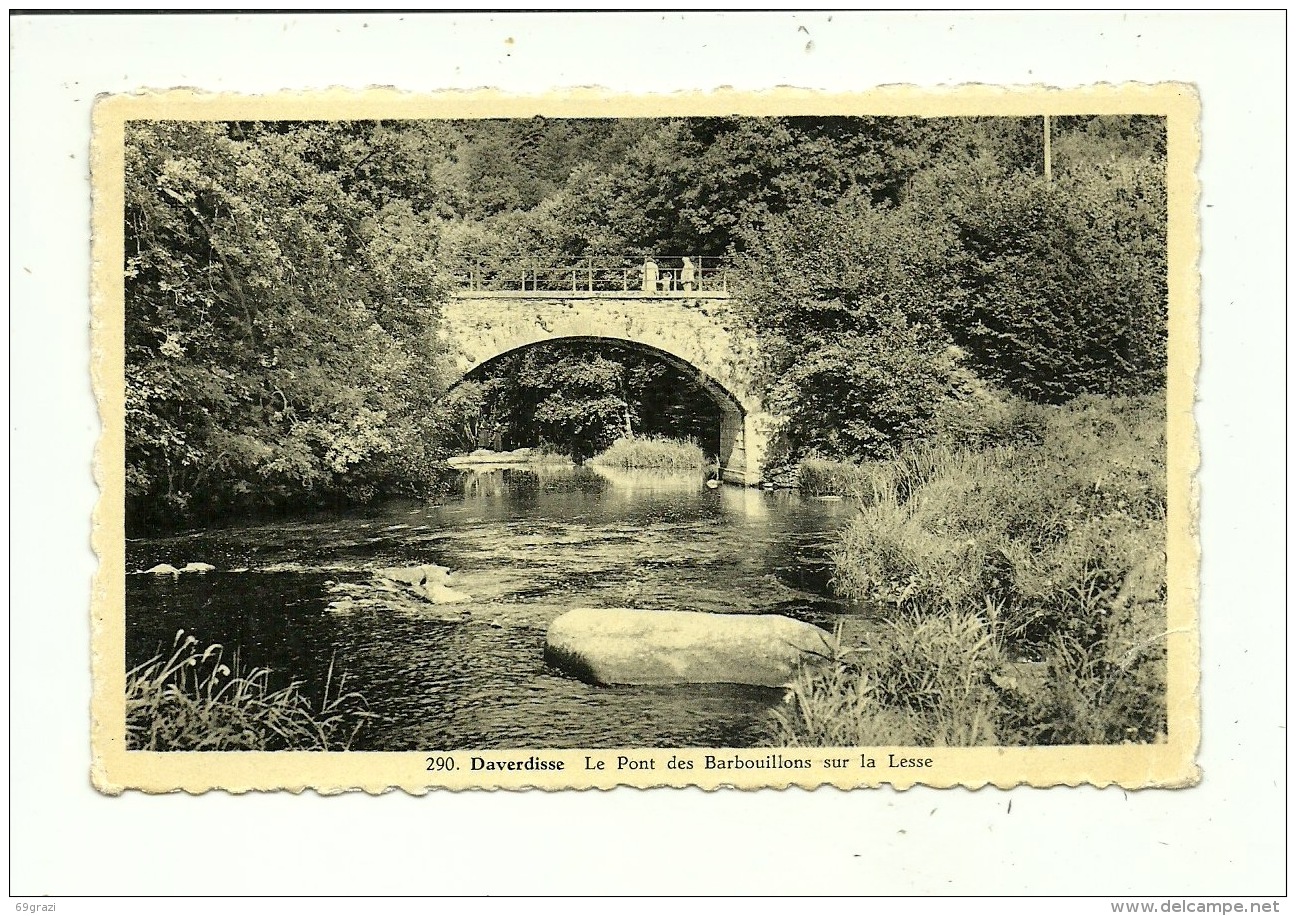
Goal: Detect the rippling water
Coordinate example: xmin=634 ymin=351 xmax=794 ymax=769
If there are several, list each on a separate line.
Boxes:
xmin=125 ymin=465 xmax=861 ymax=749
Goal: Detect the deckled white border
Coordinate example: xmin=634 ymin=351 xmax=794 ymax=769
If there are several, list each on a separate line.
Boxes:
xmin=12 ymin=11 xmax=1286 ymax=897
xmin=86 ymin=83 xmax=1203 ymax=796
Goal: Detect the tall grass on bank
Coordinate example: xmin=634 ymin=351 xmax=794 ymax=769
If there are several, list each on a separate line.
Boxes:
xmin=773 ymin=395 xmax=1168 ymax=747
xmin=773 ymin=613 xmax=1006 ymax=747
xmin=589 ymin=435 xmax=708 ymax=471
xmin=796 ymin=446 xmax=1012 ymax=503
xmin=796 ymin=457 xmax=873 ymax=498
xmin=126 ymin=631 xmax=377 ymax=751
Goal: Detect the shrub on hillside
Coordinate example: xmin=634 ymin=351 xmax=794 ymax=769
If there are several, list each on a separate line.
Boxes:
xmin=927 ymin=361 xmax=1048 ymax=451
xmin=765 ymin=320 xmax=958 ymax=462
xmin=124 ymin=122 xmax=455 ymax=531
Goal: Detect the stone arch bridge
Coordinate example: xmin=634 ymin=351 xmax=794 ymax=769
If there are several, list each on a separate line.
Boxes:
xmin=439 ymin=257 xmax=774 ymax=484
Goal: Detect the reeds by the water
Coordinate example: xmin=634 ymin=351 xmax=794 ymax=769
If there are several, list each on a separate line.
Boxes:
xmin=795 ymin=457 xmax=872 ymax=498
xmin=126 ymin=630 xmax=378 ymax=751
xmin=589 ymin=435 xmax=708 ymax=471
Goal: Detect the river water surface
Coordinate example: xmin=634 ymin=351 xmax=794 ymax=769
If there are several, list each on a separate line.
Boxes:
xmin=126 ymin=465 xmax=860 ymax=749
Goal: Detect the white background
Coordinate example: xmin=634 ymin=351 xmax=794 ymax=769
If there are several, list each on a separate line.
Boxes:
xmin=8 ymin=10 xmax=1287 ymax=899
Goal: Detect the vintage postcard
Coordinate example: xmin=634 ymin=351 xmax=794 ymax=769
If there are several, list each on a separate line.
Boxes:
xmin=91 ymin=85 xmax=1199 ymax=793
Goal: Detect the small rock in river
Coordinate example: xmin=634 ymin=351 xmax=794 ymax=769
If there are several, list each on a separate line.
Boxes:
xmin=144 ymin=563 xmax=181 ymax=576
xmin=376 ymin=564 xmax=450 ymax=587
xmin=181 ymin=562 xmax=216 ymax=573
xmin=375 ymin=564 xmax=472 ymax=604
xmin=423 ymin=583 xmax=472 ymax=604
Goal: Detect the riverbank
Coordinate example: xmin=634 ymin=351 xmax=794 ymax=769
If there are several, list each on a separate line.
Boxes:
xmin=771 ymin=394 xmax=1168 ymax=747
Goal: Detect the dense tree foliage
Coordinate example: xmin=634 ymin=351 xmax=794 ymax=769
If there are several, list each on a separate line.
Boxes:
xmin=733 ymin=192 xmax=962 ymax=461
xmin=420 ymin=113 xmax=1166 ymax=437
xmin=943 ymin=164 xmax=1167 ymax=402
xmin=124 ymin=121 xmax=454 ymax=529
xmin=731 ymin=114 xmax=1168 ymax=462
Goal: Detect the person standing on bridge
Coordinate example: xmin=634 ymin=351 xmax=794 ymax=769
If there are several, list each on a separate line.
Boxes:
xmin=680 ymin=256 xmax=696 ymax=293
xmin=641 ymin=257 xmax=660 ymax=293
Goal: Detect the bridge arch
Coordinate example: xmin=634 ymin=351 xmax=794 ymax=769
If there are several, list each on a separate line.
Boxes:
xmin=439 ymin=293 xmax=774 ymax=483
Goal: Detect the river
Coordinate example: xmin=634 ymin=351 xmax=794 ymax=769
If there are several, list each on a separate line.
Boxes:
xmin=125 ymin=465 xmax=862 ymax=750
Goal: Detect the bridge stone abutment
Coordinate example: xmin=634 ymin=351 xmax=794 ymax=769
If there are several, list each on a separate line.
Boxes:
xmin=439 ymin=293 xmax=776 ymax=485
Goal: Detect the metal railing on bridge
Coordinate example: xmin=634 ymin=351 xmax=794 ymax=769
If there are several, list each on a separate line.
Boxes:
xmin=454 ymin=255 xmax=731 ymax=297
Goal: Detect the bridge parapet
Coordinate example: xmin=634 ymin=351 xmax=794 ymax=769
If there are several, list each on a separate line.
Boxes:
xmin=454 ymin=255 xmax=731 ymax=298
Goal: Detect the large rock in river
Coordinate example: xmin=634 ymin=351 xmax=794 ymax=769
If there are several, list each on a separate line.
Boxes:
xmin=545 ymin=607 xmax=835 ymax=688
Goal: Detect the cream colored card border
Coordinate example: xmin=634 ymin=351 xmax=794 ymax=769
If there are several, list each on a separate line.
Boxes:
xmin=90 ymin=84 xmax=1200 ymax=794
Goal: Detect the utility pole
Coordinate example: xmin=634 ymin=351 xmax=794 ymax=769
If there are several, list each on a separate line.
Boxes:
xmin=1043 ymin=114 xmax=1053 ymax=182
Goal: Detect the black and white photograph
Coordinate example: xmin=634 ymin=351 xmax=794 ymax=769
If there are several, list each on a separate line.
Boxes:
xmin=105 ymin=95 xmax=1195 ymax=776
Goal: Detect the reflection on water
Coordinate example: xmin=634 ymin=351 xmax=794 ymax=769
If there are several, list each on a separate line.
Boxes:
xmin=125 ymin=465 xmax=859 ymax=750
xmin=586 ymin=464 xmax=702 ymax=492
xmin=719 ymin=484 xmax=771 ymax=521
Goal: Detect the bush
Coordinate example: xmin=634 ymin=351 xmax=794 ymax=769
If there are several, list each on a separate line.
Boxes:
xmin=766 ymin=321 xmax=958 ymax=462
xmin=589 ymin=435 xmax=708 ymax=471
xmin=123 ymin=122 xmax=456 ymax=532
xmin=948 ymin=165 xmax=1168 ymax=403
xmin=735 ymin=191 xmax=969 ymax=464
xmin=126 ymin=631 xmax=377 ymax=751
xmin=927 ymin=366 xmax=1048 ymax=451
